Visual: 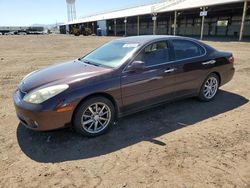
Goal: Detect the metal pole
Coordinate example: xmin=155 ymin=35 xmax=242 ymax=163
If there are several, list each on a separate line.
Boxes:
xmin=174 ymin=11 xmax=177 ymax=35
xmin=239 ymin=1 xmax=248 ymax=41
xmin=137 ymin=16 xmax=140 ymax=36
xmin=200 ymin=7 xmax=206 ymax=40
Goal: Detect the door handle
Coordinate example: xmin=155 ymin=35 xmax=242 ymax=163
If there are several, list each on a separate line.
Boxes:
xmin=202 ymin=60 xmax=216 ymax=65
xmin=164 ymin=68 xmax=176 ymax=73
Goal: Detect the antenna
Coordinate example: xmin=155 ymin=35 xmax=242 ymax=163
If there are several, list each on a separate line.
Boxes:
xmin=66 ymin=0 xmax=76 ymax=22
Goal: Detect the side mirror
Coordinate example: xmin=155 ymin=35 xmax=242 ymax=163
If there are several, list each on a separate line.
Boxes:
xmin=127 ymin=61 xmax=145 ymax=72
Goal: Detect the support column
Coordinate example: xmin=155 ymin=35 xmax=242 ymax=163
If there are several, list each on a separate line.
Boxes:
xmin=114 ymin=19 xmax=117 ymax=36
xmin=124 ymin=18 xmax=127 ymax=36
xmin=239 ymin=0 xmax=248 ymax=41
xmin=92 ymin=22 xmax=95 ymax=35
xmin=185 ymin=16 xmax=188 ymax=35
xmin=137 ymin=16 xmax=140 ymax=36
xmin=169 ymin=14 xmax=172 ymax=35
xmin=200 ymin=7 xmax=206 ymax=40
xmin=152 ymin=13 xmax=157 ymax=35
xmin=174 ymin=11 xmax=177 ymax=35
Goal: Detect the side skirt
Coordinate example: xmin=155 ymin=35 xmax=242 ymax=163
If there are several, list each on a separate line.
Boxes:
xmin=118 ymin=93 xmax=198 ymax=118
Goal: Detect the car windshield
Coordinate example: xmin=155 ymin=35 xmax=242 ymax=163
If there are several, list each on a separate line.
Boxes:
xmin=80 ymin=41 xmax=140 ymax=68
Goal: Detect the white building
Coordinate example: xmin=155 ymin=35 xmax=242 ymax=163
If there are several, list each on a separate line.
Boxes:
xmin=60 ymin=0 xmax=250 ymax=40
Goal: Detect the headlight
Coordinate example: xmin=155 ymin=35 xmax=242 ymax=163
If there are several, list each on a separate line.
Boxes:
xmin=23 ymin=85 xmax=69 ymax=104
xmin=22 ymin=70 xmax=38 ymax=81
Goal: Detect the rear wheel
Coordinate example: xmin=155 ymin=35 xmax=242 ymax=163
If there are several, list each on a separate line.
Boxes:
xmin=198 ymin=73 xmax=219 ymax=101
xmin=73 ymin=97 xmax=115 ymax=137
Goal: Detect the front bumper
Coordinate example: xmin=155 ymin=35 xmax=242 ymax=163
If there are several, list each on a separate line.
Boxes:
xmin=13 ymin=89 xmax=74 ymax=131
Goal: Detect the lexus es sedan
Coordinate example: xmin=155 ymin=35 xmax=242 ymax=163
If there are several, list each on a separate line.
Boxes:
xmin=13 ymin=35 xmax=235 ymax=137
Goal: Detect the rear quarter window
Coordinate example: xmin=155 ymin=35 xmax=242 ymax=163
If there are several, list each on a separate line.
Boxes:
xmin=172 ymin=39 xmax=205 ymax=60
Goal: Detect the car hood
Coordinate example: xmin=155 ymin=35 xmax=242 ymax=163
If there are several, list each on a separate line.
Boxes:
xmin=19 ymin=60 xmax=112 ymax=92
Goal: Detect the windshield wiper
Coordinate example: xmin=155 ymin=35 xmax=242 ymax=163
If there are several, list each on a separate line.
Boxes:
xmin=78 ymin=58 xmax=113 ymax=69
xmin=79 ymin=59 xmax=100 ymax=67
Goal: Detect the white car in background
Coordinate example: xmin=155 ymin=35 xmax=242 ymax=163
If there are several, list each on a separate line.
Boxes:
xmin=0 ymin=32 xmax=2 ymax=35
xmin=4 ymin=31 xmax=15 ymax=35
xmin=18 ymin=32 xmax=27 ymax=35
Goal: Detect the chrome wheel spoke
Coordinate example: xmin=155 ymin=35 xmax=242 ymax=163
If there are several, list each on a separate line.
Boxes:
xmin=88 ymin=107 xmax=95 ymax=115
xmin=99 ymin=117 xmax=108 ymax=121
xmin=98 ymin=120 xmax=104 ymax=126
xmin=209 ymin=90 xmax=213 ymax=96
xmin=99 ymin=106 xmax=105 ymax=114
xmin=99 ymin=111 xmax=108 ymax=116
xmin=83 ymin=119 xmax=94 ymax=125
xmin=205 ymin=91 xmax=210 ymax=97
xmin=94 ymin=121 xmax=99 ymax=131
xmin=83 ymin=114 xmax=92 ymax=118
xmin=88 ymin=122 xmax=95 ymax=130
xmin=95 ymin=103 xmax=98 ymax=113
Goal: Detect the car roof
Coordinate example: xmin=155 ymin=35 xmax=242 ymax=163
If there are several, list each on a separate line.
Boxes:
xmin=115 ymin=35 xmax=197 ymax=45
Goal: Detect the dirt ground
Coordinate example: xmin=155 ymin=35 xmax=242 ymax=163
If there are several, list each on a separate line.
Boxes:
xmin=0 ymin=35 xmax=249 ymax=188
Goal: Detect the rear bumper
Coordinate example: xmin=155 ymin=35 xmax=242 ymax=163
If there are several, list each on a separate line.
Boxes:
xmin=13 ymin=90 xmax=73 ymax=131
xmin=220 ymin=66 xmax=235 ymax=86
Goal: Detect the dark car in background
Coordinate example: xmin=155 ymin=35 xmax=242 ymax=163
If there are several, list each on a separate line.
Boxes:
xmin=13 ymin=35 xmax=235 ymax=137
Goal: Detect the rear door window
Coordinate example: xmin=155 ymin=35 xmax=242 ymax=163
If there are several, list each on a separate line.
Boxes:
xmin=134 ymin=41 xmax=170 ymax=67
xmin=172 ymin=39 xmax=205 ymax=60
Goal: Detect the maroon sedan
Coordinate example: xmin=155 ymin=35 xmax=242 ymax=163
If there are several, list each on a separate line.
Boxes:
xmin=13 ymin=36 xmax=235 ymax=137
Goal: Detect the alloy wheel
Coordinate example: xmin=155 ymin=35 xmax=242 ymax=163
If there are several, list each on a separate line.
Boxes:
xmin=203 ymin=77 xmax=218 ymax=99
xmin=81 ymin=102 xmax=111 ymax=134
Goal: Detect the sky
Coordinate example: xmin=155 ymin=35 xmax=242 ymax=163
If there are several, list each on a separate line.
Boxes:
xmin=0 ymin=0 xmax=161 ymax=26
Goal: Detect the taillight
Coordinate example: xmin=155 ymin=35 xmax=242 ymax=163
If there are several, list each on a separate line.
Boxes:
xmin=228 ymin=56 xmax=234 ymax=64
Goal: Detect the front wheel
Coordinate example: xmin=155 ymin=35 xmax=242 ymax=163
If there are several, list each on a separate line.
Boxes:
xmin=198 ymin=73 xmax=219 ymax=102
xmin=73 ymin=97 xmax=115 ymax=137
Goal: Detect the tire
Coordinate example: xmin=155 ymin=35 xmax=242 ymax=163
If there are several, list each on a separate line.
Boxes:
xmin=73 ymin=97 xmax=115 ymax=137
xmin=198 ymin=73 xmax=219 ymax=102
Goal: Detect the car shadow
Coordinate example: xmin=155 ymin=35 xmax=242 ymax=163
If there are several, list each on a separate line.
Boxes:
xmin=16 ymin=90 xmax=248 ymax=163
